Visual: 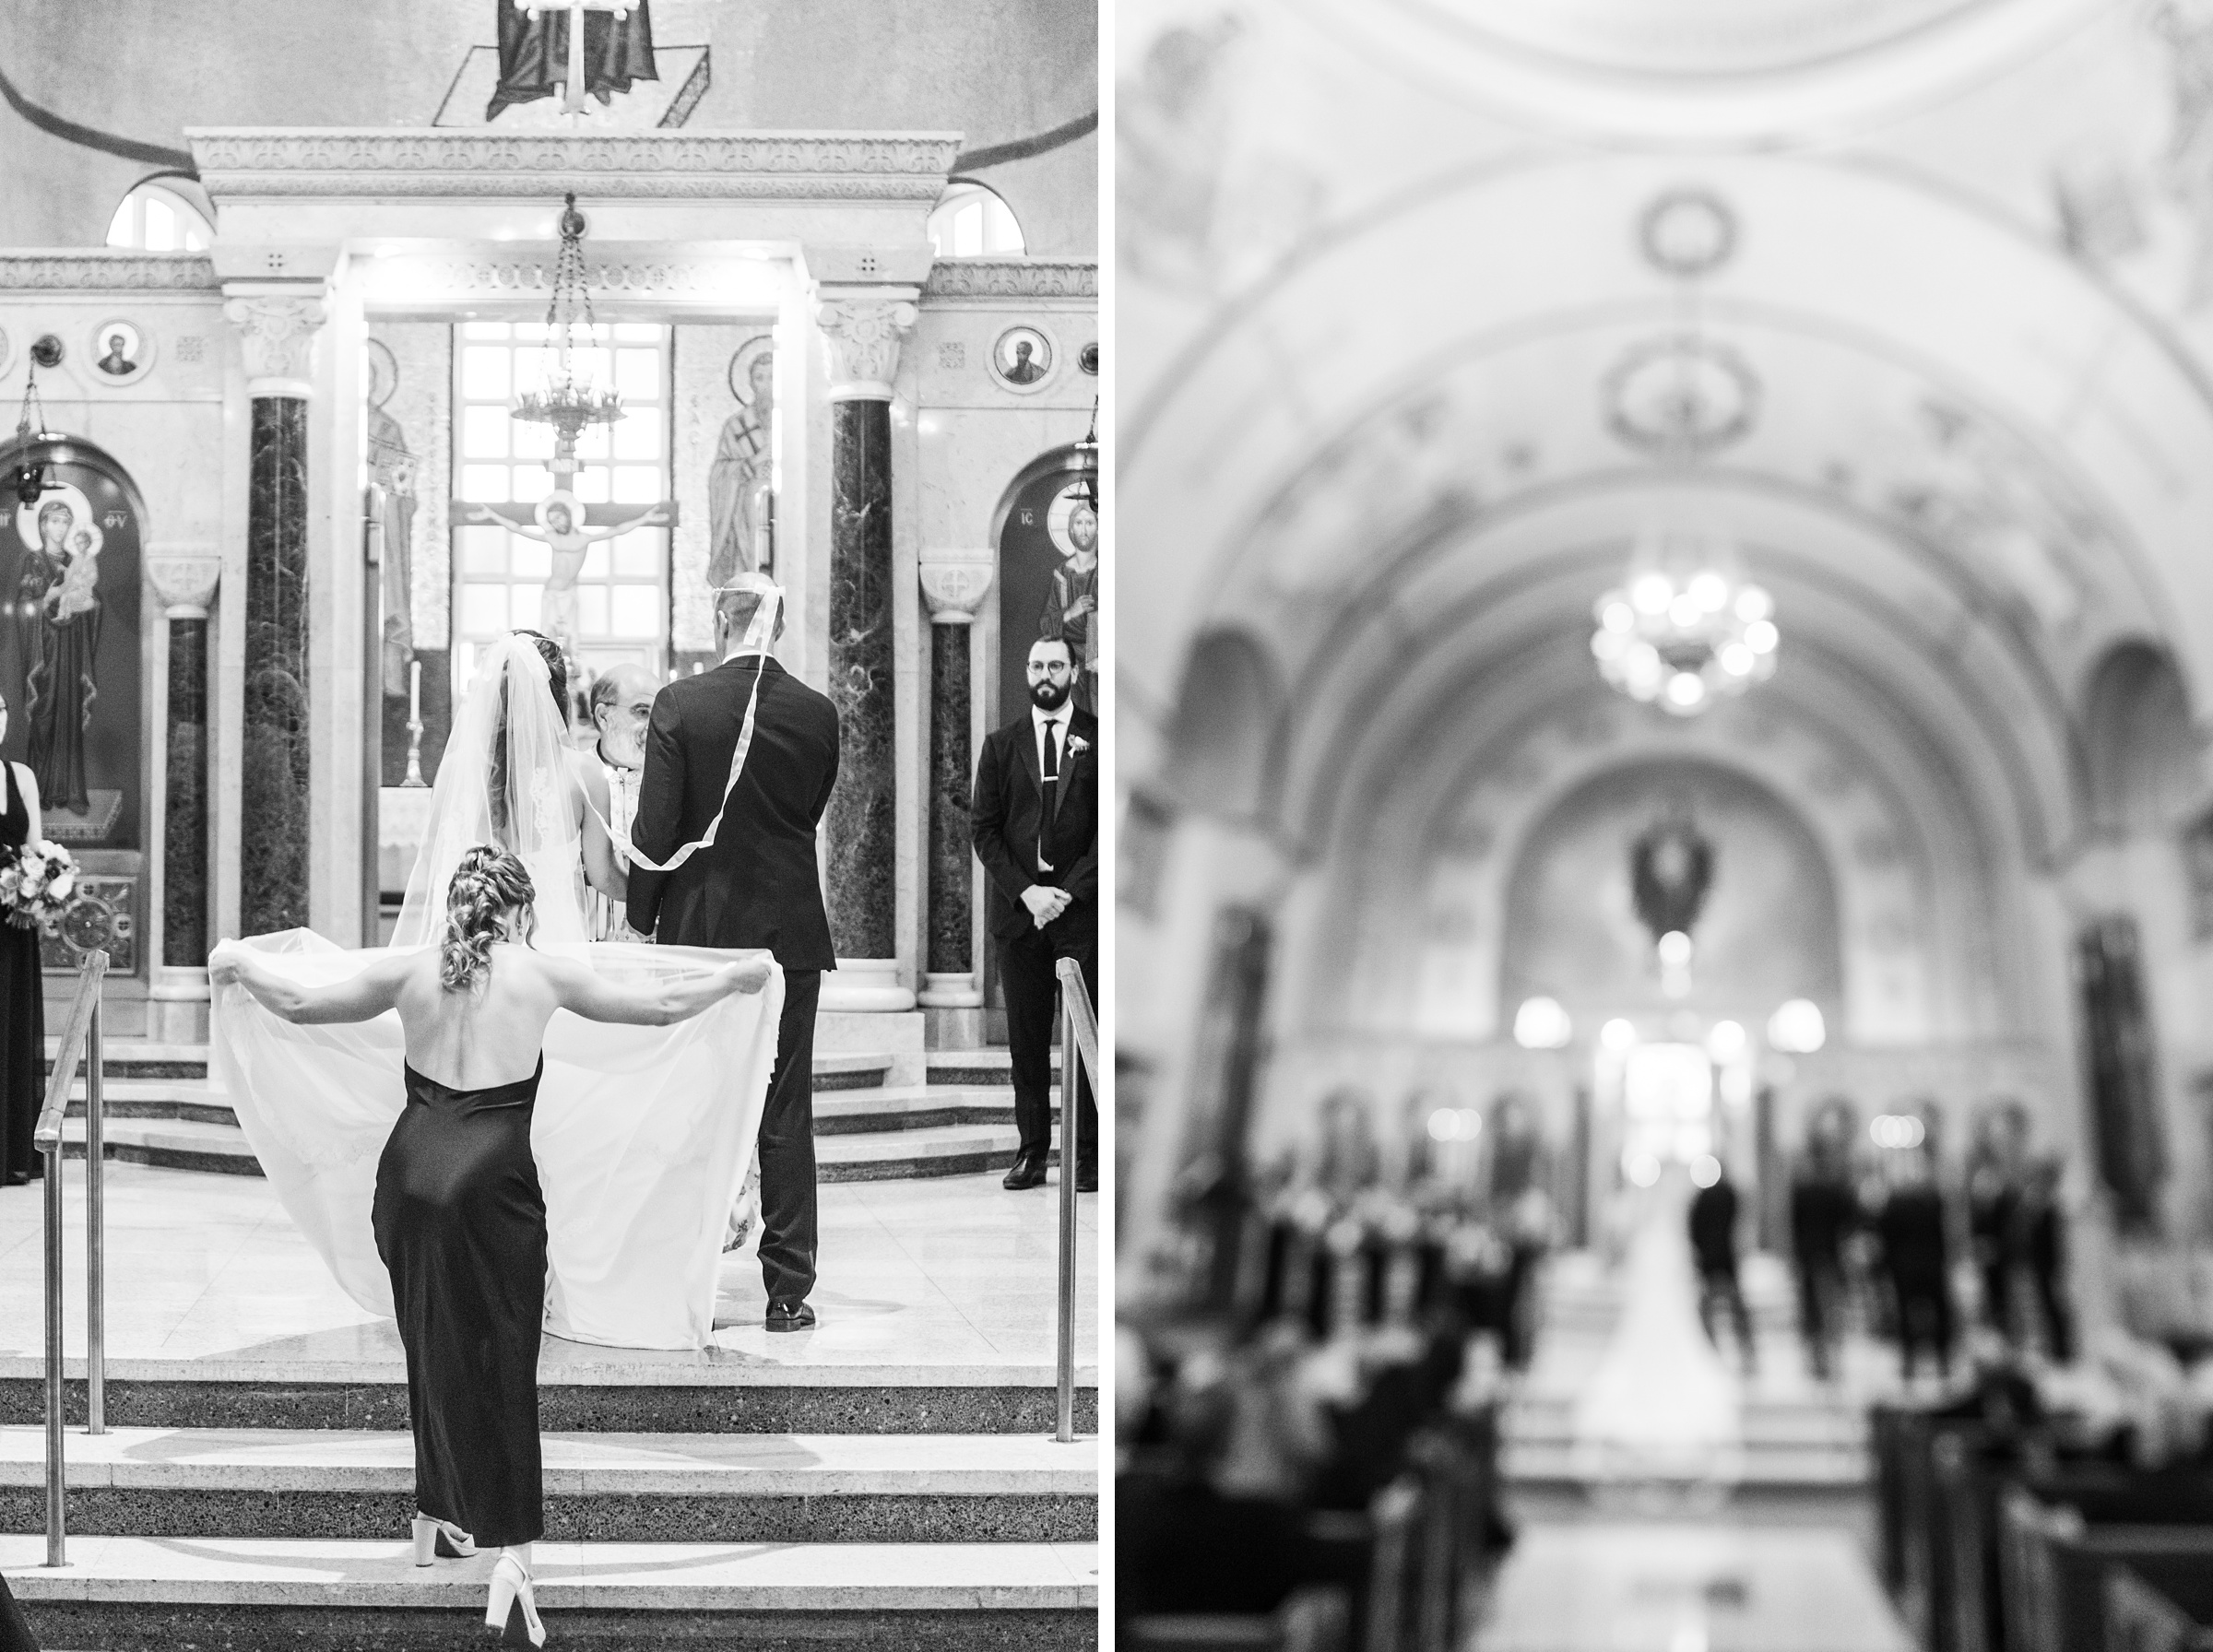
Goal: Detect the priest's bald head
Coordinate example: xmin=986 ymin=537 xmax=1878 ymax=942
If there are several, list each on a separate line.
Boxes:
xmin=715 ymin=572 xmax=786 ymax=656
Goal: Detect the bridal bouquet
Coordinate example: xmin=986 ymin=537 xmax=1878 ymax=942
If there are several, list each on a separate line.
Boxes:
xmin=0 ymin=840 xmax=77 ymax=932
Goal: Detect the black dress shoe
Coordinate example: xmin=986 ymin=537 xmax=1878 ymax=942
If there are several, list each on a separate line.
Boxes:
xmin=1003 ymin=1151 xmax=1047 ymax=1190
xmin=765 ymin=1301 xmax=816 ymax=1333
xmin=1075 ymin=1163 xmax=1098 ymax=1193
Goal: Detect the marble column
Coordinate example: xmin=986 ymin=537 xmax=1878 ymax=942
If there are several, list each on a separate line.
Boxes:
xmin=146 ymin=554 xmax=221 ymax=1043
xmin=917 ymin=549 xmax=995 ymax=1026
xmin=811 ymin=288 xmax=917 ymax=985
xmin=223 ymin=294 xmax=326 ymax=938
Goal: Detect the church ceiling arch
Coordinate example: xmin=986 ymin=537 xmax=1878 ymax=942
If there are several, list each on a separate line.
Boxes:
xmin=1265 ymin=489 xmax=2083 ymax=870
xmin=1285 ymin=0 xmax=2113 ymax=144
xmin=1122 ymin=149 xmax=2213 ymax=733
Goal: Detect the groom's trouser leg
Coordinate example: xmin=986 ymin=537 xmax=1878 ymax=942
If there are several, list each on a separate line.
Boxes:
xmin=999 ymin=918 xmax=1099 ymax=1162
xmin=758 ymin=969 xmax=821 ymax=1306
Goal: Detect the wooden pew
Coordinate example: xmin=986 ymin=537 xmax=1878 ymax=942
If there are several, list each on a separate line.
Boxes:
xmin=2105 ymin=1561 xmax=2213 ymax=1652
xmin=1124 ymin=1587 xmax=1355 ymax=1652
xmin=1999 ymin=1486 xmax=2213 ymax=1652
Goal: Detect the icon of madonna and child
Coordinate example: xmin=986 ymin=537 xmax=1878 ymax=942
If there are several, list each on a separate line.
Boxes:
xmin=10 ymin=488 xmax=104 ymax=814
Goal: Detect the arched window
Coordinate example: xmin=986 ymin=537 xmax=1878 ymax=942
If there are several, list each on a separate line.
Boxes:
xmin=105 ymin=182 xmax=214 ymax=253
xmin=927 ymin=183 xmax=1024 ymax=258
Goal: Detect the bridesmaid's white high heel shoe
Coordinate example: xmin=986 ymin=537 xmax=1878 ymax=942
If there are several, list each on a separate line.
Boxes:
xmin=486 ymin=1552 xmax=547 ymax=1647
xmin=411 ymin=1513 xmax=477 ymax=1565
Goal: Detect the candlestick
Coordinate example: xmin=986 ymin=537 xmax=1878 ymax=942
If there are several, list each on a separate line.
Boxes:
xmin=402 ymin=657 xmax=428 ymax=788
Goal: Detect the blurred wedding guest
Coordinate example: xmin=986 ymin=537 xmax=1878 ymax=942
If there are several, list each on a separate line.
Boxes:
xmin=1 ymin=1572 xmax=41 ymax=1652
xmin=1487 ymin=1094 xmax=1553 ymax=1369
xmin=1314 ymin=1089 xmax=1379 ymax=1207
xmin=1690 ymin=1161 xmax=1757 ymax=1375
xmin=1879 ymin=1142 xmax=1956 ymax=1384
xmin=0 ymin=695 xmax=42 ymax=1187
xmin=2019 ymin=1157 xmax=2075 ymax=1363
xmin=1791 ymin=1109 xmax=1861 ymax=1381
xmin=1967 ymin=1101 xmax=2028 ymax=1341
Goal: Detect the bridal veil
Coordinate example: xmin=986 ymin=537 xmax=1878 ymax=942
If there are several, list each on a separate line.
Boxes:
xmin=210 ymin=634 xmax=783 ymax=1351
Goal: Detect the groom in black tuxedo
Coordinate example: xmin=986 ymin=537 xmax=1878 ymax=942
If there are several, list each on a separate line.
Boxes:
xmin=627 ymin=576 xmax=840 ymax=1331
xmin=973 ymin=636 xmax=1098 ymax=1191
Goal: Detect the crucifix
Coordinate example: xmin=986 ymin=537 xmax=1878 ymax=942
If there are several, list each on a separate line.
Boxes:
xmin=525 ymin=1 xmax=636 ymax=115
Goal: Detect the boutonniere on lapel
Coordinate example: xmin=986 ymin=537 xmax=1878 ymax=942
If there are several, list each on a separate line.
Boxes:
xmin=1067 ymin=735 xmax=1089 ymax=758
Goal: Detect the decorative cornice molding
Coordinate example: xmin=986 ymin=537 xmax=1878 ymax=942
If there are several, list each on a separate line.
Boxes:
xmin=222 ymin=293 xmax=327 ymax=393
xmin=188 ymin=129 xmax=964 ymax=202
xmin=811 ymin=287 xmax=919 ymax=402
xmin=922 ymin=259 xmax=1097 ymax=301
xmin=0 ymin=253 xmax=220 ymax=293
xmin=423 ymin=258 xmax=745 ymax=296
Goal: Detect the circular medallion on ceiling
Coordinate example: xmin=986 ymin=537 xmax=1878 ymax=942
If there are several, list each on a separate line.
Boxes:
xmin=1603 ymin=336 xmax=1761 ymax=459
xmin=1640 ymin=190 xmax=1738 ymax=278
xmin=1298 ymin=0 xmax=2110 ymax=141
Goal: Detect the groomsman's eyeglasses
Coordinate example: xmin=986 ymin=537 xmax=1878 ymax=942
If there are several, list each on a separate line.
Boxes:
xmin=1027 ymin=658 xmax=1072 ymax=680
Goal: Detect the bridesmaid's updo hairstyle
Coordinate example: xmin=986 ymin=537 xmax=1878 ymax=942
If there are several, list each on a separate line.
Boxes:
xmin=440 ymin=845 xmax=537 ymax=993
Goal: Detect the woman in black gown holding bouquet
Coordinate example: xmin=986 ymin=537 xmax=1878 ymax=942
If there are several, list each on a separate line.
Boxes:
xmin=212 ymin=846 xmax=769 ymax=1646
xmin=0 ymin=690 xmax=45 ymax=1186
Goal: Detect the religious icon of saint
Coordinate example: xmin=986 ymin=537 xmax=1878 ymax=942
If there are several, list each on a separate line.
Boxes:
xmin=366 ymin=340 xmax=416 ymax=698
xmin=994 ymin=326 xmax=1053 ymax=387
xmin=95 ymin=330 xmax=136 ymax=377
xmin=1040 ymin=483 xmax=1099 ymax=714
xmin=707 ymin=341 xmax=774 ymax=587
xmin=14 ymin=490 xmax=103 ymax=811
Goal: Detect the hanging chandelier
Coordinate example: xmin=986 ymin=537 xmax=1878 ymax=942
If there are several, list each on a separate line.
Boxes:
xmin=1591 ymin=530 xmax=1778 ymax=716
xmin=511 ymin=193 xmax=622 ymax=445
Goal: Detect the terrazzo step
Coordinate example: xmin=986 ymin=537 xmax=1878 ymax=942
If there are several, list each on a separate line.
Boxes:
xmin=53 ymin=1089 xmax=1049 ymax=1182
xmin=0 ymin=1426 xmax=1097 ymax=1544
xmin=0 ymin=1533 xmax=1097 ymax=1650
xmin=813 ymin=1085 xmax=1014 ymax=1136
xmin=0 ymin=1355 xmax=1098 ymax=1437
xmin=927 ymin=1047 xmax=1062 ymax=1087
xmin=817 ymin=1122 xmax=1076 ymax=1183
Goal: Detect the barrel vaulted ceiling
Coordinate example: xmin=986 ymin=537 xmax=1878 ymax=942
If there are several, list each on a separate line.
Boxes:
xmin=1119 ymin=0 xmax=2213 ymax=883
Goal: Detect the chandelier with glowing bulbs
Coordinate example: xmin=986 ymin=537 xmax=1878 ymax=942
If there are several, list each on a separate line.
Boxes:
xmin=1591 ymin=532 xmax=1779 ymax=716
xmin=511 ymin=193 xmax=622 ymax=445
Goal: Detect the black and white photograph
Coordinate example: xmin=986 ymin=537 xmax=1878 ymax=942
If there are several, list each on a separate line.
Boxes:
xmin=0 ymin=2 xmax=1100 ymax=1646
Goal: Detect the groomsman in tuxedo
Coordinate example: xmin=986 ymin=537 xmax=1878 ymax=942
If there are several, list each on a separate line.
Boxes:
xmin=972 ymin=637 xmax=1099 ymax=1192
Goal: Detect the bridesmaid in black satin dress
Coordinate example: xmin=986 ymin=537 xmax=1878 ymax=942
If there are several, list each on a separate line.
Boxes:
xmin=212 ymin=845 xmax=769 ymax=1646
xmin=0 ymin=692 xmax=45 ymax=1188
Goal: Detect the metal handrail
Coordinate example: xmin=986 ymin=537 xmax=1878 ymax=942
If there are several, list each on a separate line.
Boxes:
xmin=30 ymin=948 xmax=108 ymax=1567
xmin=1054 ymin=957 xmax=1098 ymax=1446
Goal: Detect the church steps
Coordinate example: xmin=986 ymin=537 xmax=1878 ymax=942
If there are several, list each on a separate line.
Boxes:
xmin=0 ymin=1533 xmax=1097 ymax=1648
xmin=0 ymin=1371 xmax=1098 ymax=1437
xmin=47 ymin=1073 xmax=1053 ymax=1181
xmin=0 ymin=1426 xmax=1095 ymax=1544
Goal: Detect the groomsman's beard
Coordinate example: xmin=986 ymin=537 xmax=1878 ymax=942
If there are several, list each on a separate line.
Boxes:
xmin=1029 ymin=679 xmax=1071 ymax=711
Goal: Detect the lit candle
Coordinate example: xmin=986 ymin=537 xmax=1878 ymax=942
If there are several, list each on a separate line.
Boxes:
xmin=408 ymin=659 xmax=420 ymax=726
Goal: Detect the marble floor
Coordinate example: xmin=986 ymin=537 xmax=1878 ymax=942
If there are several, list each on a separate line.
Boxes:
xmin=1473 ymin=1519 xmax=1911 ymax=1652
xmin=0 ymin=1163 xmax=1097 ymax=1382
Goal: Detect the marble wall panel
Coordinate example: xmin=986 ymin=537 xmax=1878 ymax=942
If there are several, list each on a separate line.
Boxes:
xmin=163 ymin=617 xmax=207 ymax=966
xmin=928 ymin=622 xmax=973 ymax=974
xmin=241 ymin=396 xmax=311 ymax=937
xmin=825 ymin=399 xmax=896 ymax=958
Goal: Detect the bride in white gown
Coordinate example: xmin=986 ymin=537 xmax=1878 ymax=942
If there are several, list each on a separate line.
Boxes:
xmin=209 ymin=633 xmax=784 ymax=1351
xmin=1572 ymin=1163 xmax=1746 ymax=1489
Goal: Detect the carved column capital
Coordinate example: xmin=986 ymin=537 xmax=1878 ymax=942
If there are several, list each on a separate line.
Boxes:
xmin=221 ymin=291 xmax=328 ymax=398
xmin=917 ymin=547 xmax=995 ymax=625
xmin=145 ymin=547 xmax=223 ymax=620
xmin=810 ymin=285 xmax=920 ymax=402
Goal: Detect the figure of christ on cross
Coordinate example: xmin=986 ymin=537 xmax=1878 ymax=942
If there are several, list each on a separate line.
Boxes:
xmin=461 ymin=490 xmax=672 ymax=660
